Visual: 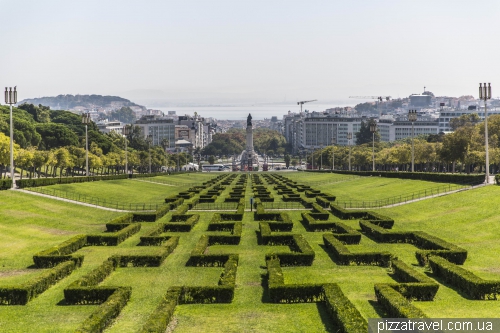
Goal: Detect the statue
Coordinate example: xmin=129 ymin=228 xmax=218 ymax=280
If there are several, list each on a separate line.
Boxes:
xmin=247 ymin=113 xmax=252 ymax=127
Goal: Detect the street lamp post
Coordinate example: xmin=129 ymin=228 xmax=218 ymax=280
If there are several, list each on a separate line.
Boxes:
xmin=123 ymin=125 xmax=130 ymax=174
xmin=312 ymin=148 xmax=315 ymax=170
xmin=4 ymin=87 xmax=17 ymax=189
xmin=161 ymin=139 xmax=169 ymax=173
xmin=147 ymin=134 xmax=152 ymax=173
xmin=331 ymin=137 xmax=336 ymax=171
xmin=370 ymin=122 xmax=377 ymax=171
xmin=320 ymin=144 xmax=323 ymax=170
xmin=81 ymin=112 xmax=91 ymax=176
xmin=479 ymin=83 xmax=492 ymax=183
xmin=408 ymin=109 xmax=417 ymax=172
xmin=347 ymin=132 xmax=352 ymax=171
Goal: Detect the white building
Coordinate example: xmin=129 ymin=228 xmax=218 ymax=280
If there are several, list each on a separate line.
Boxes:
xmin=134 ymin=115 xmax=176 ymax=148
xmin=378 ymin=115 xmax=439 ymax=142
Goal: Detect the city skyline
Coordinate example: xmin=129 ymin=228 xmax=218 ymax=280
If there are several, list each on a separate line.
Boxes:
xmin=2 ymin=0 xmax=499 ymax=110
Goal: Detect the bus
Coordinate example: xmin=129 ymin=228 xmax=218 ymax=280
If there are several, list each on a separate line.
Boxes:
xmin=202 ymin=164 xmax=225 ymax=171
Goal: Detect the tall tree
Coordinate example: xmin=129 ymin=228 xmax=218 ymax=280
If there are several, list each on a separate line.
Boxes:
xmin=355 ymin=120 xmax=380 ymax=145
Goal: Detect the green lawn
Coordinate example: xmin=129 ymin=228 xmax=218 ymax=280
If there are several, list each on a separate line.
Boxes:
xmin=284 ymin=172 xmax=463 ymax=203
xmin=29 ymin=174 xmax=219 ymax=207
xmin=1 ymin=173 xmax=500 ymax=331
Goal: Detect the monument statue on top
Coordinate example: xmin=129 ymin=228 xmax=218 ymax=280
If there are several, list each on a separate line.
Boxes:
xmin=240 ymin=113 xmax=258 ymax=171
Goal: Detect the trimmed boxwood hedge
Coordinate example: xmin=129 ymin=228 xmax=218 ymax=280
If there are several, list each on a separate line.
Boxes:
xmin=323 ymin=234 xmax=391 ymax=267
xmin=328 ymin=170 xmax=484 ymax=184
xmin=0 ymin=179 xmax=12 ymax=190
xmin=74 ymin=287 xmax=132 ymax=333
xmin=323 ymin=283 xmax=368 ymax=333
xmin=33 ymin=235 xmax=87 ymax=268
xmin=140 ymin=288 xmax=181 ymax=333
xmin=0 ymin=261 xmax=76 ymax=305
xmin=87 ymin=223 xmax=141 ymax=246
xmin=374 ymin=283 xmax=428 ymax=318
xmin=17 ymin=174 xmax=128 ymax=188
xmin=429 ymin=255 xmax=500 ymax=300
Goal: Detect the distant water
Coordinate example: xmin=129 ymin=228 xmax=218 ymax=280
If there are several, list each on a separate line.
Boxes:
xmin=145 ymin=102 xmax=353 ymax=120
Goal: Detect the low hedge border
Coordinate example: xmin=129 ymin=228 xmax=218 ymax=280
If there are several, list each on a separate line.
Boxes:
xmin=266 ymin=258 xmax=368 ymax=332
xmin=358 ymin=222 xmax=467 ymax=265
xmin=428 ymin=255 xmax=500 ymax=300
xmin=140 ymin=288 xmax=181 ymax=332
xmin=33 ymin=234 xmax=87 ymax=268
xmin=323 ymin=234 xmax=391 ymax=267
xmin=164 ymin=214 xmax=200 ymax=232
xmin=264 ymin=234 xmax=315 ymax=266
xmin=74 ymin=287 xmax=132 ymax=333
xmin=374 ymin=283 xmax=428 ymax=318
xmin=17 ymin=174 xmax=128 ymax=188
xmin=111 ymin=236 xmax=179 ymax=267
xmin=329 ymin=170 xmax=484 ymax=185
xmin=87 ymin=223 xmax=141 ymax=246
xmin=0 ymin=261 xmax=76 ymax=305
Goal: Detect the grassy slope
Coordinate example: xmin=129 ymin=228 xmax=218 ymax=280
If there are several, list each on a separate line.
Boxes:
xmin=1 ymin=174 xmax=500 ymax=331
xmin=285 ymin=172 xmax=462 ymax=202
xmin=36 ymin=174 xmax=218 ymax=205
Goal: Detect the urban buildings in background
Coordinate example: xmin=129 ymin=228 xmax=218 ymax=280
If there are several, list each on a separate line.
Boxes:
xmin=281 ymin=90 xmax=500 ymax=154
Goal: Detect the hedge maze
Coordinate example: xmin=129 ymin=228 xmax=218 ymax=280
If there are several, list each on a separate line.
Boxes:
xmin=1 ymin=172 xmax=500 ymax=332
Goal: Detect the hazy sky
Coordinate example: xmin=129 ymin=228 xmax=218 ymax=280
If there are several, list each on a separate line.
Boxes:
xmin=2 ymin=0 xmax=499 ymax=107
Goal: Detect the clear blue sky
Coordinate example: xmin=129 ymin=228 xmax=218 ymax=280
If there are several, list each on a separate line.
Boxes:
xmin=2 ymin=0 xmax=499 ymax=106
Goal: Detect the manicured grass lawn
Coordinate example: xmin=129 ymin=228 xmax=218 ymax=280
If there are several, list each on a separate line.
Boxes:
xmin=34 ymin=173 xmax=219 ymax=206
xmin=1 ymin=173 xmax=500 ymax=332
xmin=283 ymin=172 xmax=462 ymax=202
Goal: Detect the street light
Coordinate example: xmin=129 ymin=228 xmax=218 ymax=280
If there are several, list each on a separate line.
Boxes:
xmin=81 ymin=112 xmax=91 ymax=176
xmin=161 ymin=138 xmax=169 ymax=173
xmin=347 ymin=132 xmax=352 ymax=171
xmin=123 ymin=125 xmax=130 ymax=174
xmin=370 ymin=122 xmax=377 ymax=171
xmin=4 ymin=87 xmax=17 ymax=189
xmin=479 ymin=83 xmax=492 ymax=183
xmin=320 ymin=144 xmax=323 ymax=170
xmin=408 ymin=109 xmax=418 ymax=172
xmin=147 ymin=134 xmax=152 ymax=174
xmin=331 ymin=137 xmax=336 ymax=171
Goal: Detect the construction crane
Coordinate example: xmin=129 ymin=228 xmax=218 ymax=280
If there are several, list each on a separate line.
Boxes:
xmin=297 ymin=100 xmax=317 ymax=113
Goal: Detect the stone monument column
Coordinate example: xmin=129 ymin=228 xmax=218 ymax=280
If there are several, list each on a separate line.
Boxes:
xmin=246 ymin=113 xmax=253 ymax=152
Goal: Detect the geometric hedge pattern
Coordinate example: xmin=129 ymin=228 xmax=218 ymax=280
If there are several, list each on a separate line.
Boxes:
xmin=1 ymin=173 xmax=499 ymax=332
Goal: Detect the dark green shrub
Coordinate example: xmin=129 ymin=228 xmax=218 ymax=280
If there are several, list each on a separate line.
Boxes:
xmin=0 ymin=261 xmax=76 ymax=305
xmin=87 ymin=224 xmax=141 ymax=246
xmin=33 ymin=235 xmax=87 ymax=268
xmin=374 ymin=284 xmax=428 ymax=318
xmin=429 ymin=256 xmax=500 ymax=300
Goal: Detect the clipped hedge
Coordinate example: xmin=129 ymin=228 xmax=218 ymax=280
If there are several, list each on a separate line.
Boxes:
xmin=374 ymin=283 xmax=428 ymax=318
xmin=164 ymin=214 xmax=200 ymax=232
xmin=17 ymin=174 xmax=128 ymax=188
xmin=112 ymin=237 xmax=179 ymax=267
xmin=74 ymin=287 xmax=132 ymax=333
xmin=0 ymin=179 xmax=12 ymax=190
xmin=265 ymin=234 xmax=315 ymax=266
xmin=330 ymin=170 xmax=484 ymax=184
xmin=87 ymin=223 xmax=141 ymax=246
xmin=414 ymin=231 xmax=467 ymax=265
xmin=323 ymin=283 xmax=368 ymax=333
xmin=0 ymin=261 xmax=76 ymax=305
xmin=33 ymin=235 xmax=87 ymax=268
xmin=323 ymin=234 xmax=391 ymax=267
xmin=140 ymin=288 xmax=181 ymax=333
xmin=429 ymin=255 xmax=500 ymax=300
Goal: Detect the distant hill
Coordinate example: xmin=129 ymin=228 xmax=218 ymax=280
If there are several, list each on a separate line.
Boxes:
xmin=19 ymin=94 xmax=146 ymax=112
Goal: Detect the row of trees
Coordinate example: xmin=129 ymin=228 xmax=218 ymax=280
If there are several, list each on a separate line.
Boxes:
xmin=0 ymin=104 xmax=196 ymax=179
xmin=0 ymin=132 xmax=193 ymax=179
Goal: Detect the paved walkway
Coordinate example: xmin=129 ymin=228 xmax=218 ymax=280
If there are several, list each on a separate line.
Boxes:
xmin=16 ymin=189 xmax=132 ymax=212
